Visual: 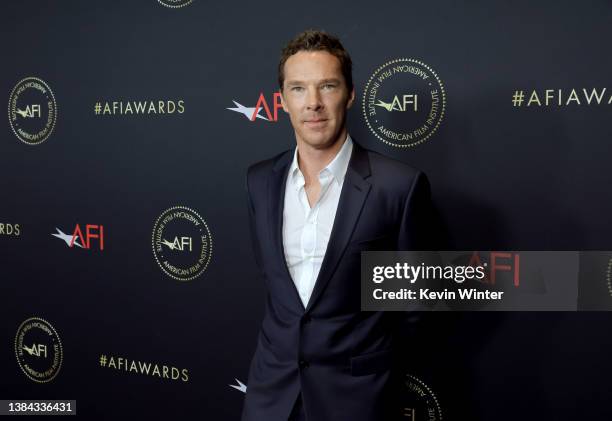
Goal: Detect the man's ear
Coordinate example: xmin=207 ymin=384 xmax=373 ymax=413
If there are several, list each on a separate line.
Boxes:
xmin=280 ymin=90 xmax=289 ymax=113
xmin=346 ymin=87 xmax=356 ymax=109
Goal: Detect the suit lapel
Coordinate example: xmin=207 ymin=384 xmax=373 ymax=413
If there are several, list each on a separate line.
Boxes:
xmin=305 ymin=142 xmax=371 ymax=312
xmin=268 ymin=149 xmax=306 ymax=311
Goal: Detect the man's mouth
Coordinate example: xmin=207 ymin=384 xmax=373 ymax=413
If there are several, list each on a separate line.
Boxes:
xmin=304 ymin=118 xmax=328 ymax=128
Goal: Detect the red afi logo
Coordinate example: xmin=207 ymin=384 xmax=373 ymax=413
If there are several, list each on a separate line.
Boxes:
xmin=469 ymin=251 xmax=520 ymax=287
xmin=227 ymin=92 xmax=283 ymax=122
xmin=71 ymin=224 xmax=104 ymax=250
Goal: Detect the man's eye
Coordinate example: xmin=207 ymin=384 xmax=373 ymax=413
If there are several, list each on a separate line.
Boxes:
xmin=322 ymin=84 xmax=336 ymax=90
xmin=292 ymin=86 xmax=304 ymax=92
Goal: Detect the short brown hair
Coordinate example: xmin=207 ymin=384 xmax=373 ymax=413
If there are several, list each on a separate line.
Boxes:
xmin=278 ymin=29 xmax=353 ymax=92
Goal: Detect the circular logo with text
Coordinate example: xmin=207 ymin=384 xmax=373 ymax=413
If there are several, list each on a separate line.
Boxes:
xmin=8 ymin=77 xmax=57 ymax=145
xmin=157 ymin=0 xmax=193 ymax=8
xmin=15 ymin=317 xmax=63 ymax=383
xmin=152 ymin=206 xmax=212 ymax=281
xmin=362 ymin=59 xmax=445 ymax=148
xmin=400 ymin=374 xmax=443 ymax=420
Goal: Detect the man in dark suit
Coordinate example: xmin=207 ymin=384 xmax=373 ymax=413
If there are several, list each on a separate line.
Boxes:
xmin=241 ymin=29 xmax=433 ymax=421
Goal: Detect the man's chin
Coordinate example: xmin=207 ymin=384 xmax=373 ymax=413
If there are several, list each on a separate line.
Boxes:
xmin=298 ymin=132 xmax=345 ymax=150
xmin=303 ymin=139 xmax=335 ymax=150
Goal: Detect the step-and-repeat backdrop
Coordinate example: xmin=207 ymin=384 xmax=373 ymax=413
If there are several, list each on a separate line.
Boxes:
xmin=2 ymin=1 xmax=612 ymax=419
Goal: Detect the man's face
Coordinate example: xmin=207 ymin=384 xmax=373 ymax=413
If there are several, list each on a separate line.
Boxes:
xmin=280 ymin=50 xmax=355 ymax=150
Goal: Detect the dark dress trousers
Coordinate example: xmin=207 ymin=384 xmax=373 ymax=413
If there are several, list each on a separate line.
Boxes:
xmin=241 ymin=140 xmax=432 ymax=421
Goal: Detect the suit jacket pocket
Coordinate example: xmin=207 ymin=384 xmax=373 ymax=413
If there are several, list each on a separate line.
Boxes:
xmin=350 ymin=348 xmax=393 ymax=376
xmin=347 ymin=234 xmax=393 ymax=253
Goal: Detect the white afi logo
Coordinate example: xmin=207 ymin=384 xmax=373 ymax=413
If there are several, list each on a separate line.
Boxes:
xmin=161 ymin=236 xmax=193 ymax=251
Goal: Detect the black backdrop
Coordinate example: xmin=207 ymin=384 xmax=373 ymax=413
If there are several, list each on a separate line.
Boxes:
xmin=2 ymin=1 xmax=612 ymax=419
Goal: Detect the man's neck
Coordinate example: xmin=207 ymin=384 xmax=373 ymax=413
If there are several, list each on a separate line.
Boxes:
xmin=296 ymin=129 xmax=348 ymax=184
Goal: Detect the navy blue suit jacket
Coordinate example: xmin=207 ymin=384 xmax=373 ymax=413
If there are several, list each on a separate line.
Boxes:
xmin=241 ymin=140 xmax=432 ymax=421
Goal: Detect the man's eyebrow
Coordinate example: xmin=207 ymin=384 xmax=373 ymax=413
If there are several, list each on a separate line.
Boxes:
xmin=285 ymin=80 xmax=304 ymax=86
xmin=285 ymin=78 xmax=342 ymax=86
xmin=319 ymin=78 xmax=342 ymax=84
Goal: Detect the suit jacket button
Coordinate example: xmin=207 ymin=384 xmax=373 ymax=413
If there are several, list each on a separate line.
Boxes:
xmin=302 ymin=315 xmax=312 ymax=324
xmin=299 ymin=360 xmax=309 ymax=369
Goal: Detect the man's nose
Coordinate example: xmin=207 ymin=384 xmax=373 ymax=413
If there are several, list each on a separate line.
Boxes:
xmin=306 ymin=87 xmax=323 ymax=111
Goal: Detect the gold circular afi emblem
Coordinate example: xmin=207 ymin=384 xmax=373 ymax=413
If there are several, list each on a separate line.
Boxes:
xmin=8 ymin=77 xmax=57 ymax=145
xmin=15 ymin=317 xmax=63 ymax=383
xmin=362 ymin=59 xmax=446 ymax=148
xmin=152 ymin=206 xmax=213 ymax=281
xmin=401 ymin=373 xmax=443 ymax=420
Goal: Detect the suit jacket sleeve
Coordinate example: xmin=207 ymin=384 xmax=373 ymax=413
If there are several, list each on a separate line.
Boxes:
xmin=395 ymin=171 xmax=440 ymax=347
xmin=397 ymin=171 xmax=434 ymax=251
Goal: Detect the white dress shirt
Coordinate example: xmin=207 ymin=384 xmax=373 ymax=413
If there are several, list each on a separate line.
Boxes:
xmin=282 ymin=135 xmax=354 ymax=308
